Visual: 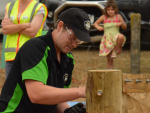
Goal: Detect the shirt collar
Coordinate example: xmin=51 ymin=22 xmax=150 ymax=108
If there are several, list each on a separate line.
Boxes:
xmin=45 ymin=29 xmax=69 ymax=63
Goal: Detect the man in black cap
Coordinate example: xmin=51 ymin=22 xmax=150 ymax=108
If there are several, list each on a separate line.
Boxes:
xmin=0 ymin=8 xmax=91 ymax=113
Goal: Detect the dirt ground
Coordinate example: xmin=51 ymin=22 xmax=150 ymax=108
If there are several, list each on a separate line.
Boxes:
xmin=0 ymin=69 xmax=5 ymax=93
xmin=0 ymin=41 xmax=5 ymax=93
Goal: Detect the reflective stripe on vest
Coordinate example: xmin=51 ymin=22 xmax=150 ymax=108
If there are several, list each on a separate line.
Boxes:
xmin=5 ymin=48 xmax=16 ymax=52
xmin=5 ymin=0 xmax=48 ymax=61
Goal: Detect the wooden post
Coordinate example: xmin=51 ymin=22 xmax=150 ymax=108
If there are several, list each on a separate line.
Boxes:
xmin=86 ymin=70 xmax=122 ymax=113
xmin=130 ymin=13 xmax=141 ymax=74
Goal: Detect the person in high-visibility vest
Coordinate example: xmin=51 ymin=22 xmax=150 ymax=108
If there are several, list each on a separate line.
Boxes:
xmin=1 ymin=0 xmax=48 ymax=78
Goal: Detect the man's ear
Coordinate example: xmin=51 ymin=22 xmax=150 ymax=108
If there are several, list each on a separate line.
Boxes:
xmin=57 ymin=21 xmax=64 ymax=32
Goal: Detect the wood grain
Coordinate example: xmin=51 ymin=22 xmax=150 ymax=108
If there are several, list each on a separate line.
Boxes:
xmin=86 ymin=70 xmax=122 ymax=113
xmin=122 ymin=93 xmax=150 ymax=113
xmin=130 ymin=13 xmax=141 ymax=74
xmin=123 ymin=73 xmax=150 ymax=93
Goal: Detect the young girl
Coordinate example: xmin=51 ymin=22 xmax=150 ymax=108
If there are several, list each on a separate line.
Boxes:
xmin=94 ymin=0 xmax=127 ymax=69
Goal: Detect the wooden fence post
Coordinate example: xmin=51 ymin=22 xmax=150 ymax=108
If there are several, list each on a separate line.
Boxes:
xmin=130 ymin=13 xmax=141 ymax=74
xmin=86 ymin=70 xmax=122 ymax=113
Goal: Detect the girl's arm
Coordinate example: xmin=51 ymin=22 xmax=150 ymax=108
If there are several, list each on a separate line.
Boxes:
xmin=94 ymin=15 xmax=105 ymax=31
xmin=118 ymin=14 xmax=127 ymax=30
xmin=19 ymin=13 xmax=44 ymax=38
xmin=2 ymin=8 xmax=31 ymax=35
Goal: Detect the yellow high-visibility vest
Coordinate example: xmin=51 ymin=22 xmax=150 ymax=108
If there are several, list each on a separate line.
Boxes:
xmin=5 ymin=0 xmax=48 ymax=61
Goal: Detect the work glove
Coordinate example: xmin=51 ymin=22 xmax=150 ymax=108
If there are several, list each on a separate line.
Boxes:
xmin=64 ymin=102 xmax=86 ymax=113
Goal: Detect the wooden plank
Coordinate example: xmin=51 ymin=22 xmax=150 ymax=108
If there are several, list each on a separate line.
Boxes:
xmin=86 ymin=70 xmax=122 ymax=113
xmin=122 ymin=93 xmax=150 ymax=113
xmin=127 ymin=93 xmax=150 ymax=108
xmin=123 ymin=73 xmax=150 ymax=93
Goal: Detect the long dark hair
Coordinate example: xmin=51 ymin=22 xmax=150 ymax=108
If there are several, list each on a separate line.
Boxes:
xmin=103 ymin=0 xmax=118 ymax=17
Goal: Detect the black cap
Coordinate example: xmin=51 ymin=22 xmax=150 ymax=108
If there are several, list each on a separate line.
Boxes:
xmin=58 ymin=8 xmax=92 ymax=42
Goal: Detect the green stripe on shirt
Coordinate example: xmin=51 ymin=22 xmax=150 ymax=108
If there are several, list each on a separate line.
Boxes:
xmin=2 ymin=83 xmax=23 ymax=113
xmin=22 ymin=46 xmax=50 ymax=85
xmin=67 ymin=53 xmax=74 ymax=65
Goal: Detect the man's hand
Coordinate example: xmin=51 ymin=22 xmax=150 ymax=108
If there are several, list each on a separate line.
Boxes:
xmin=64 ymin=103 xmax=86 ymax=113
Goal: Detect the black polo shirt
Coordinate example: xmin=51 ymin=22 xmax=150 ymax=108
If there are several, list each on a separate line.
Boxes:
xmin=0 ymin=30 xmax=74 ymax=113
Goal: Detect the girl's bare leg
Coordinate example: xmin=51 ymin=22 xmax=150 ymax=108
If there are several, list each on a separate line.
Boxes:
xmin=113 ymin=34 xmax=125 ymax=54
xmin=107 ymin=52 xmax=114 ymax=69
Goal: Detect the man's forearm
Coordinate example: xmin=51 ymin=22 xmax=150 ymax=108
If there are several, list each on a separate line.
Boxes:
xmin=25 ymin=80 xmax=85 ymax=105
xmin=32 ymin=86 xmax=85 ymax=105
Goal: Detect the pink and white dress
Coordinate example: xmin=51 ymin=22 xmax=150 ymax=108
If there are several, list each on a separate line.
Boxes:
xmin=99 ymin=14 xmax=126 ymax=56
